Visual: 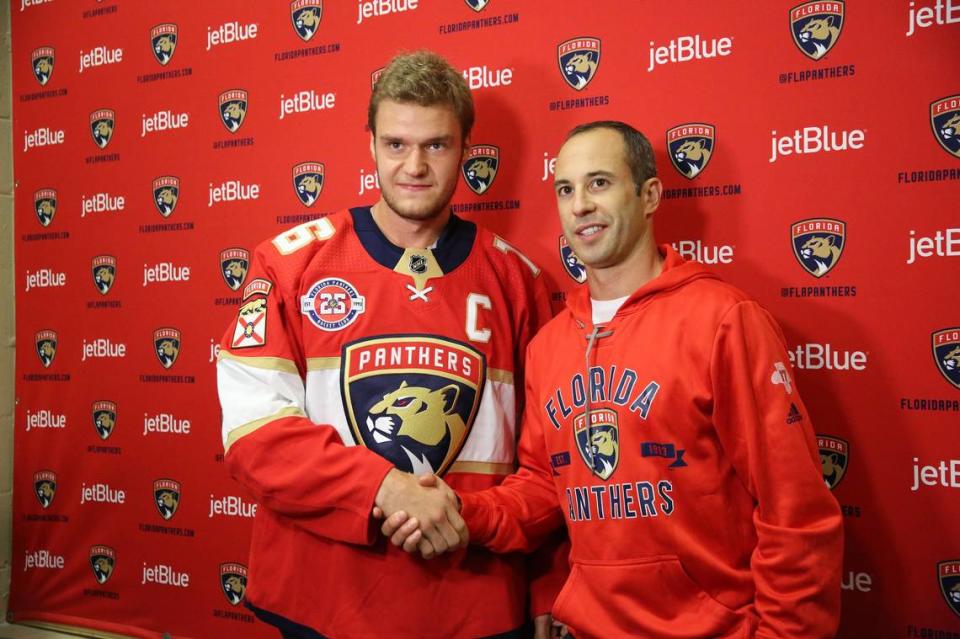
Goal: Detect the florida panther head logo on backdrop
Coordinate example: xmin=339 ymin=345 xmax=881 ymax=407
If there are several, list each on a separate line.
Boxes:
xmin=557 ymin=37 xmax=601 ymax=91
xmin=293 ymin=162 xmax=325 ymax=207
xmin=939 ymin=560 xmax=960 ymax=618
xmin=817 ymin=435 xmax=848 ymax=490
xmin=931 ymin=96 xmax=960 ymax=159
xmin=92 ymin=401 xmax=117 ymax=440
xmin=219 ymin=89 xmax=248 ymax=133
xmin=462 ymin=145 xmax=499 ymax=195
xmin=220 ymin=563 xmax=248 ymax=606
xmin=791 ymin=218 xmax=846 ymax=278
xmin=291 ymin=1 xmax=323 ymax=41
xmin=92 ymin=255 xmax=117 ymax=295
xmin=152 ymin=176 xmax=180 ymax=218
xmin=220 ymin=248 xmax=250 ymax=291
xmin=667 ymin=123 xmax=716 ymax=179
xmin=34 ymin=471 xmax=57 ymax=509
xmin=35 ymin=330 xmax=57 ymax=368
xmin=154 ymin=328 xmax=181 ymax=369
xmin=933 ymin=328 xmax=960 ymax=390
xmin=151 ymin=24 xmax=178 ymax=65
xmin=90 ymin=546 xmax=115 ymax=584
xmin=34 ymin=189 xmax=57 ymax=227
xmin=153 ymin=479 xmax=181 ymax=520
xmin=790 ymin=1 xmax=845 ymax=60
xmin=89 ymin=109 xmax=115 ymax=149
xmin=342 ymin=336 xmax=486 ymax=476
xmin=32 ymin=47 xmax=54 ymax=85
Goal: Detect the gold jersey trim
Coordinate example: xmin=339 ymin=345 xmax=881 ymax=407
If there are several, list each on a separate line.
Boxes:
xmin=307 ymin=356 xmax=341 ymax=371
xmin=225 ymin=406 xmax=306 ymax=451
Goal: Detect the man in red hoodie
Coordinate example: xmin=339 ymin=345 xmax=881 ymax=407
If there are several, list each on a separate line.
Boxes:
xmin=384 ymin=121 xmax=844 ymax=638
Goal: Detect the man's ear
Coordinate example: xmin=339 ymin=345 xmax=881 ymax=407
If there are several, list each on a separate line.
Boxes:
xmin=461 ymin=136 xmax=471 ymax=161
xmin=642 ymin=177 xmax=663 ymax=216
xmin=369 ymin=132 xmax=377 ymax=163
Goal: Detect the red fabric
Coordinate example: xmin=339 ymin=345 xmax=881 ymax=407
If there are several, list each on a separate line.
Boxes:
xmin=462 ymin=245 xmax=843 ymax=638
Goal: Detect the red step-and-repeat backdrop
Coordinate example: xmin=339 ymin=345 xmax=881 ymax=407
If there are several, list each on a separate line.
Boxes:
xmin=9 ymin=1 xmax=960 ymax=637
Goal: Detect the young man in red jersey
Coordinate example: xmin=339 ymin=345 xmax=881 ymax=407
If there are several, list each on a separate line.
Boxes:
xmin=384 ymin=121 xmax=843 ymax=638
xmin=217 ymin=51 xmax=562 ymax=638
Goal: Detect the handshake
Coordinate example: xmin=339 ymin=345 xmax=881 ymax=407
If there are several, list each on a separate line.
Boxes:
xmin=373 ymin=468 xmax=468 ymax=559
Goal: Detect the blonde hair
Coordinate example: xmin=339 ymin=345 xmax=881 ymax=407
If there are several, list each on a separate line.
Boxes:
xmin=368 ymin=50 xmax=474 ymax=138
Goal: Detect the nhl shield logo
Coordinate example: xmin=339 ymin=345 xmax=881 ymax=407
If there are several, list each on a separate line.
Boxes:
xmin=151 ymin=23 xmax=178 ymax=66
xmin=559 ymin=235 xmax=587 ymax=284
xmin=341 ymin=335 xmax=486 ymax=476
xmin=291 ymin=0 xmax=323 ymax=42
xmin=932 ymin=328 xmax=960 ymax=390
xmin=931 ymin=95 xmax=960 ymax=159
xmin=940 ymin=560 xmax=960 ymax=618
xmin=34 ymin=471 xmax=57 ymax=509
xmin=220 ymin=248 xmax=250 ymax=291
xmin=574 ymin=408 xmax=620 ymax=480
xmin=154 ymin=479 xmax=181 ymax=520
xmin=92 ymin=400 xmax=117 ymax=440
xmin=92 ymin=255 xmax=117 ymax=295
xmin=464 ymin=0 xmax=490 ymax=11
xmin=34 ymin=188 xmax=57 ymax=227
xmin=220 ymin=89 xmax=248 ymax=133
xmin=557 ymin=37 xmax=601 ymax=91
xmin=790 ymin=1 xmax=844 ymax=61
xmin=32 ymin=47 xmax=54 ymax=86
xmin=293 ymin=162 xmax=325 ymax=207
xmin=90 ymin=546 xmax=115 ymax=584
xmin=153 ymin=176 xmax=180 ymax=218
xmin=220 ymin=563 xmax=248 ymax=606
xmin=35 ymin=330 xmax=57 ymax=368
xmin=791 ymin=218 xmax=845 ymax=278
xmin=90 ymin=109 xmax=115 ymax=149
xmin=667 ymin=123 xmax=716 ymax=180
xmin=462 ymin=145 xmax=499 ymax=195
xmin=154 ymin=328 xmax=181 ymax=369
xmin=817 ymin=435 xmax=848 ymax=490
xmin=300 ymin=278 xmax=366 ymax=332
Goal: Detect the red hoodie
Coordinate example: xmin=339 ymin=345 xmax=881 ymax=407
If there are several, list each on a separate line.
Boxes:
xmin=460 ymin=245 xmax=843 ymax=638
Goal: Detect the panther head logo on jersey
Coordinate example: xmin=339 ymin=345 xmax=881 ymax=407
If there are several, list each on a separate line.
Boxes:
xmin=342 ymin=336 xmax=486 ymax=476
xmin=559 ymin=235 xmax=587 ymax=284
xmin=293 ymin=162 xmax=325 ymax=207
xmin=154 ymin=328 xmax=181 ymax=369
xmin=464 ymin=0 xmax=490 ymax=11
xmin=817 ymin=435 xmax=848 ymax=490
xmin=557 ymin=37 xmax=601 ymax=91
xmin=89 ymin=109 xmax=115 ymax=149
xmin=153 ymin=479 xmax=181 ymax=520
xmin=931 ymin=96 xmax=960 ymax=159
xmin=667 ymin=123 xmax=716 ymax=180
xmin=790 ymin=1 xmax=844 ymax=60
xmin=219 ymin=89 xmax=248 ymax=133
xmin=34 ymin=188 xmax=57 ymax=227
xmin=92 ymin=401 xmax=117 ymax=440
xmin=35 ymin=330 xmax=57 ymax=368
xmin=32 ymin=47 xmax=54 ymax=86
xmin=152 ymin=176 xmax=180 ymax=218
xmin=92 ymin=255 xmax=117 ymax=295
xmin=34 ymin=471 xmax=57 ymax=509
xmin=90 ymin=546 xmax=115 ymax=584
xmin=291 ymin=0 xmax=323 ymax=42
xmin=932 ymin=328 xmax=960 ymax=390
xmin=220 ymin=248 xmax=250 ymax=292
xmin=940 ymin=560 xmax=960 ymax=618
xmin=151 ymin=23 xmax=178 ymax=66
xmin=220 ymin=563 xmax=248 ymax=606
xmin=462 ymin=145 xmax=499 ymax=195
xmin=791 ymin=218 xmax=845 ymax=278
xmin=574 ymin=408 xmax=620 ymax=480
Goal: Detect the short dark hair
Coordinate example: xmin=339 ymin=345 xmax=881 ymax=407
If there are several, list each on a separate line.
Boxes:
xmin=368 ymin=50 xmax=475 ymax=139
xmin=565 ymin=121 xmax=657 ymax=193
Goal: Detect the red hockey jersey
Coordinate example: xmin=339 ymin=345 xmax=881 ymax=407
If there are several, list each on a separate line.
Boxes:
xmin=217 ymin=208 xmax=555 ymax=638
xmin=461 ymin=246 xmax=843 ymax=639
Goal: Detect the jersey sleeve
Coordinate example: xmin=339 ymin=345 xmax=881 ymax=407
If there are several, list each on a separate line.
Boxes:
xmin=460 ymin=347 xmax=567 ymax=555
xmin=217 ymin=242 xmax=394 ymax=545
xmin=709 ymin=301 xmax=843 ymax=639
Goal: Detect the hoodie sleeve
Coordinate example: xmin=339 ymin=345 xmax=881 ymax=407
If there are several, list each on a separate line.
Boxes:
xmin=217 ymin=243 xmax=394 ymax=545
xmin=460 ymin=348 xmax=567 ymax=555
xmin=710 ymin=301 xmax=843 ymax=639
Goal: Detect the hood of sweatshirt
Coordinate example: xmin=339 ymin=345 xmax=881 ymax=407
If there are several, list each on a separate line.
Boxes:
xmin=564 ymin=243 xmax=721 ymax=331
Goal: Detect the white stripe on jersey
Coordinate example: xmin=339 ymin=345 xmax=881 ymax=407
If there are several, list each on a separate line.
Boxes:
xmin=218 ymin=357 xmax=307 ymax=449
xmin=304 ymin=369 xmax=517 ymax=465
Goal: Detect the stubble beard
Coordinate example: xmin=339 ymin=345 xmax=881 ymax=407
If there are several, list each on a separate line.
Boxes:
xmin=380 ymin=179 xmax=456 ymax=222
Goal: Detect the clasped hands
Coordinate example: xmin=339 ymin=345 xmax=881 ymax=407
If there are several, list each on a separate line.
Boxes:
xmin=373 ymin=469 xmax=466 ymax=559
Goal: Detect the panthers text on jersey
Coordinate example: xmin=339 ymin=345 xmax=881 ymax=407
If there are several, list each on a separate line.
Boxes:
xmin=461 ymin=245 xmax=843 ymax=639
xmin=217 ymin=207 xmax=557 ymax=639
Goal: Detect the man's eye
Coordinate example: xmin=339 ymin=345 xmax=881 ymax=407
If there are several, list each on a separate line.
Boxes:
xmin=557 ymin=186 xmax=571 ymax=197
xmin=592 ymin=178 xmax=608 ymax=188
